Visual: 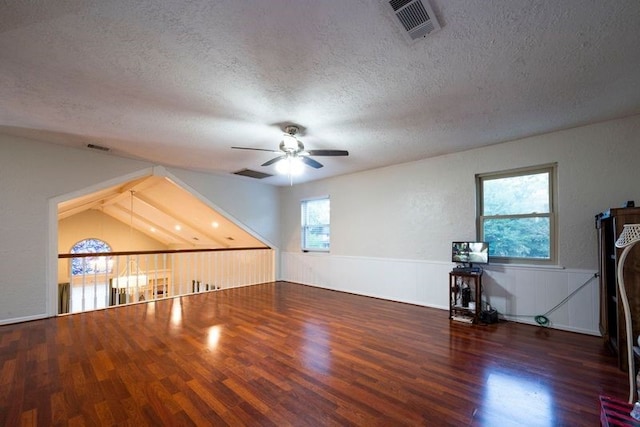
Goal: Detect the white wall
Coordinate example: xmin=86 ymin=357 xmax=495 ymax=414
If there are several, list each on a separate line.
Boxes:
xmin=279 ymin=114 xmax=640 ymax=335
xmin=0 ymin=134 xmax=280 ymax=324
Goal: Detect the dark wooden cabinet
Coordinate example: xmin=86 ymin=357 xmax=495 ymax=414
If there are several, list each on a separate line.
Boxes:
xmin=449 ymin=271 xmax=483 ymax=323
xmin=596 ymin=207 xmax=640 ymax=370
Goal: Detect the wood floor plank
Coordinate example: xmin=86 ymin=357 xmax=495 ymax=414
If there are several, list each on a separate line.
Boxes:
xmin=0 ymin=281 xmax=628 ymax=425
xmin=20 ymin=408 xmax=37 ymax=427
xmin=66 ymin=415 xmax=87 ymax=427
xmin=172 ymin=390 xmax=216 ymax=426
xmin=186 ymin=378 xmax=236 ymax=416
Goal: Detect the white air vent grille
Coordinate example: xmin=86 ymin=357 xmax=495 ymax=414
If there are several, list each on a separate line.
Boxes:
xmin=384 ymin=0 xmax=440 ymax=42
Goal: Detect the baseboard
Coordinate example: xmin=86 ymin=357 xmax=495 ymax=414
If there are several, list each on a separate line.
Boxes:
xmin=0 ymin=312 xmax=50 ymax=326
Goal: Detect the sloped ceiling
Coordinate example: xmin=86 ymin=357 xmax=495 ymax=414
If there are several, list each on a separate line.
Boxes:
xmin=2 ymin=1 xmax=640 ymax=186
xmin=57 ymin=176 xmax=266 ymax=250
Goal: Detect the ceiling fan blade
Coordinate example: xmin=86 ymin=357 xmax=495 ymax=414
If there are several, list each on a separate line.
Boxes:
xmin=300 ymin=156 xmax=323 ymax=169
xmin=261 ymin=155 xmax=287 ymax=167
xmin=231 ymin=146 xmax=281 ymax=153
xmin=306 ymin=149 xmax=349 ymax=156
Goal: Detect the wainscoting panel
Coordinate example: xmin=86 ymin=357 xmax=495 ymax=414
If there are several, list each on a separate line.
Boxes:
xmin=481 ymin=268 xmax=599 ymax=335
xmin=282 ymin=253 xmax=458 ymax=310
xmin=280 ymin=252 xmax=600 ymax=335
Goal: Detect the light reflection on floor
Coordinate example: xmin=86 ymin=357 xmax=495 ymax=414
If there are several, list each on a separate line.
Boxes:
xmin=302 ymin=323 xmax=331 ymax=374
xmin=207 ymin=325 xmax=222 ymax=350
xmin=478 ymin=368 xmax=554 ymax=427
xmin=171 ymin=298 xmax=183 ymax=327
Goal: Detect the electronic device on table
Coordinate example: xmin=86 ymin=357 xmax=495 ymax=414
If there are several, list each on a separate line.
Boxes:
xmin=451 ymin=241 xmax=489 ymax=273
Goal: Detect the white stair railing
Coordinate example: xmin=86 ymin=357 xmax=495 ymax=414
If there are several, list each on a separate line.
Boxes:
xmin=58 ymin=248 xmax=274 ymax=314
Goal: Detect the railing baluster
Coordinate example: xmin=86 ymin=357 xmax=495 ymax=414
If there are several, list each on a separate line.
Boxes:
xmin=241 ymin=251 xmax=246 ymax=286
xmin=81 ymin=257 xmax=86 ymax=312
xmin=206 ymin=251 xmax=210 ymax=291
xmin=178 ymin=253 xmax=184 ymax=296
xmin=170 ymin=252 xmax=175 ymax=297
xmin=196 ymin=252 xmax=201 ymax=292
xmin=104 ymin=256 xmax=110 ymax=309
xmin=214 ymin=251 xmax=220 ymax=289
xmin=163 ymin=252 xmax=168 ymax=297
xmin=113 ymin=256 xmax=119 ymax=306
xmin=92 ymin=258 xmax=98 ymax=310
xmin=68 ymin=259 xmax=73 ymax=313
xmin=219 ymin=251 xmax=223 ymax=289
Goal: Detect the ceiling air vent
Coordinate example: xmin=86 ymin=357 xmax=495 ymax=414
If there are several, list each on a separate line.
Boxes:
xmin=384 ymin=0 xmax=441 ymax=42
xmin=233 ymin=169 xmax=273 ymax=179
xmin=86 ymin=143 xmax=110 ymax=152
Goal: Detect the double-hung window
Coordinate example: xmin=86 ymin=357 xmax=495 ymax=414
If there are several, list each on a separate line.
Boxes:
xmin=477 ymin=164 xmax=556 ymax=264
xmin=301 ymin=197 xmax=330 ymax=252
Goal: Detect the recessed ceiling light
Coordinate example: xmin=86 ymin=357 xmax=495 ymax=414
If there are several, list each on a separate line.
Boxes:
xmin=175 ymin=225 xmax=181 ymax=231
xmin=150 ymin=227 xmax=156 ymax=232
xmin=211 ymin=221 xmax=219 ymax=228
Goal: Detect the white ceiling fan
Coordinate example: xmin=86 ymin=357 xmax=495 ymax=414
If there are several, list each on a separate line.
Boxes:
xmin=231 ymin=125 xmax=349 ymax=172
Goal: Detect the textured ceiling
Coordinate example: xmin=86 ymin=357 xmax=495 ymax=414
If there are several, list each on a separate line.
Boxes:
xmin=1 ymin=0 xmax=640 ymax=185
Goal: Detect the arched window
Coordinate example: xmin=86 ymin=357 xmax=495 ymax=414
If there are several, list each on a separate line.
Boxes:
xmin=70 ymin=238 xmax=113 ymax=276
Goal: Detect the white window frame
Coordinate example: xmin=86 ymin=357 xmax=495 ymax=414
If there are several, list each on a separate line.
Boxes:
xmin=476 ymin=164 xmax=557 ymax=265
xmin=301 ymin=197 xmax=330 ymax=252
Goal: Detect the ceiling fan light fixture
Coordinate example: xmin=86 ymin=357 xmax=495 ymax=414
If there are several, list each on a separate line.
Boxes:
xmin=281 ymin=133 xmax=298 ymax=151
xmin=231 ymin=123 xmax=348 ymax=181
xmin=275 ymin=156 xmax=304 ymax=176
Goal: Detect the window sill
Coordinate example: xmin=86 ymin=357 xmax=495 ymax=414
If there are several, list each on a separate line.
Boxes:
xmin=483 ymin=263 xmax=565 ymax=271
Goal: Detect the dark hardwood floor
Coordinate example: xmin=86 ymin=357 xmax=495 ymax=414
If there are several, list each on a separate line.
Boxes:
xmin=0 ymin=281 xmax=627 ymax=426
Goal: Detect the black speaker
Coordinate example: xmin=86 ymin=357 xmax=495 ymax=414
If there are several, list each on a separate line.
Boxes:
xmin=480 ymin=308 xmax=498 ymax=324
xmin=461 ymin=288 xmax=471 ymax=307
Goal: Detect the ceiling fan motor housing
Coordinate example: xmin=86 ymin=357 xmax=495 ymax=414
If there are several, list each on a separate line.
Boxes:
xmin=280 ymin=126 xmax=303 ymax=152
xmin=279 ymin=139 xmax=304 ymax=153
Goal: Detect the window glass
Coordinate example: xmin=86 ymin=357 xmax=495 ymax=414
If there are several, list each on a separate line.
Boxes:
xmin=482 ymin=217 xmax=550 ymax=259
xmin=301 ymin=198 xmax=330 ymax=251
xmin=477 ymin=165 xmax=556 ymax=263
xmin=70 ymin=238 xmax=113 ymax=275
xmin=482 ymin=173 xmax=549 ymax=216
